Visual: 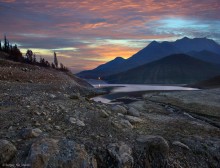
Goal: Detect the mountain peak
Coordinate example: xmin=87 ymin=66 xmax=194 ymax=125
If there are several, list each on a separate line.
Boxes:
xmin=113 ymin=56 xmax=125 ymax=61
xmin=148 ymin=40 xmax=159 ymax=47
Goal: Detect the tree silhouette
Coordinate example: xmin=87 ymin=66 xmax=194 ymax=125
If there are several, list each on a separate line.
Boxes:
xmin=4 ymin=35 xmax=9 ymax=52
xmin=54 ymin=52 xmax=58 ymax=68
xmin=26 ymin=49 xmax=33 ymax=63
xmin=1 ymin=35 xmax=69 ymax=72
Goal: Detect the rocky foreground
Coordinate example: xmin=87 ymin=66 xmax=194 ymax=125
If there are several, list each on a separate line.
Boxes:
xmin=0 ymin=57 xmax=220 ymax=168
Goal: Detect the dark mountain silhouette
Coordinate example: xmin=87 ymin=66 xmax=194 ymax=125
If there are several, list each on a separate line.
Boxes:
xmin=189 ymin=75 xmax=220 ymax=89
xmin=187 ymin=50 xmax=220 ymax=64
xmin=77 ymin=56 xmax=125 ymax=78
xmin=104 ymin=54 xmax=220 ymax=84
xmin=77 ymin=37 xmax=220 ymax=79
xmin=174 ymin=37 xmax=220 ymax=53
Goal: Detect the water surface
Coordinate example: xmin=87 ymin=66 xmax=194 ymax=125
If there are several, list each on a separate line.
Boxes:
xmin=92 ymin=84 xmax=199 ymax=104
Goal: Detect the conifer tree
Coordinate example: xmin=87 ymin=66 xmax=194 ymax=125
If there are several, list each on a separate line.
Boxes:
xmin=54 ymin=52 xmax=58 ymax=68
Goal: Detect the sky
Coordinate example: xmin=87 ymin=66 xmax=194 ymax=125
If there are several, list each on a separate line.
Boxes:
xmin=0 ymin=0 xmax=220 ymax=73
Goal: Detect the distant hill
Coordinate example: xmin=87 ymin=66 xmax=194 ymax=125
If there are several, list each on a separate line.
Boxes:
xmin=188 ymin=75 xmax=220 ymax=89
xmin=104 ymin=54 xmax=220 ymax=84
xmin=187 ymin=50 xmax=220 ymax=64
xmin=77 ymin=37 xmax=220 ymax=79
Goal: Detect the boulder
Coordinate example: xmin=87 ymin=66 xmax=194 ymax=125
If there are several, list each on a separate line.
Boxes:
xmin=26 ymin=138 xmax=97 ymax=168
xmin=20 ymin=128 xmax=42 ymax=139
xmin=107 ymin=142 xmax=133 ymax=168
xmin=111 ymin=105 xmax=127 ymax=115
xmin=136 ymin=135 xmax=169 ymax=168
xmin=0 ymin=140 xmax=17 ymax=164
xmin=26 ymin=138 xmax=59 ymax=168
xmin=128 ymin=107 xmax=140 ymax=117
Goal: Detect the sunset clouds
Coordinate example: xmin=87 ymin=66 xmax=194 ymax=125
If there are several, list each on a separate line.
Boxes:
xmin=0 ymin=0 xmax=220 ymax=72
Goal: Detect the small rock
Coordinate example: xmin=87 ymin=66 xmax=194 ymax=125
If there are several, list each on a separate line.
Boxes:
xmin=69 ymin=117 xmax=77 ymax=124
xmin=34 ymin=121 xmax=41 ymax=126
xmin=120 ymin=119 xmax=133 ymax=129
xmin=69 ymin=118 xmax=85 ymax=127
xmin=34 ymin=111 xmax=41 ymax=116
xmin=111 ymin=105 xmax=127 ymax=114
xmin=128 ymin=107 xmax=140 ymax=117
xmin=0 ymin=140 xmax=17 ymax=164
xmin=172 ymin=141 xmax=190 ymax=150
xmin=76 ymin=120 xmax=85 ymax=127
xmin=69 ymin=93 xmax=79 ymax=99
xmin=49 ymin=94 xmax=56 ymax=99
xmin=124 ymin=115 xmax=142 ymax=124
xmin=45 ymin=125 xmax=52 ymax=131
xmin=8 ymin=126 xmax=13 ymax=131
xmin=20 ymin=128 xmax=42 ymax=139
xmin=111 ymin=119 xmax=133 ymax=130
xmin=54 ymin=126 xmax=61 ymax=130
xmin=100 ymin=110 xmax=109 ymax=118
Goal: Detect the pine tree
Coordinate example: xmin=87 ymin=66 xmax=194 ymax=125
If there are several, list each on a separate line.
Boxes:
xmin=4 ymin=35 xmax=8 ymax=52
xmin=54 ymin=52 xmax=58 ymax=68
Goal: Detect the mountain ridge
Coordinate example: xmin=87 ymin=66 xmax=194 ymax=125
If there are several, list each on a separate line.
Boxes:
xmin=104 ymin=54 xmax=220 ymax=84
xmin=77 ymin=37 xmax=220 ymax=79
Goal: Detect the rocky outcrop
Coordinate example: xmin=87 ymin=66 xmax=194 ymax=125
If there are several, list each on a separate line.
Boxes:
xmin=0 ymin=140 xmax=17 ymax=164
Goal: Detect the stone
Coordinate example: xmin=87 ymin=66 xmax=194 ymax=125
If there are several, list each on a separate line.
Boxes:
xmin=69 ymin=117 xmax=85 ymax=127
xmin=112 ymin=119 xmax=133 ymax=130
xmin=55 ymin=126 xmax=61 ymax=130
xmin=136 ymin=135 xmax=169 ymax=167
xmin=76 ymin=120 xmax=85 ymax=127
xmin=49 ymin=94 xmax=56 ymax=99
xmin=0 ymin=140 xmax=17 ymax=164
xmin=111 ymin=105 xmax=127 ymax=115
xmin=100 ymin=110 xmax=109 ymax=118
xmin=124 ymin=115 xmax=142 ymax=124
xmin=128 ymin=107 xmax=140 ymax=117
xmin=120 ymin=119 xmax=133 ymax=129
xmin=107 ymin=142 xmax=133 ymax=168
xmin=20 ymin=128 xmax=42 ymax=139
xmin=69 ymin=117 xmax=77 ymax=124
xmin=172 ymin=141 xmax=190 ymax=150
xmin=69 ymin=93 xmax=79 ymax=99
